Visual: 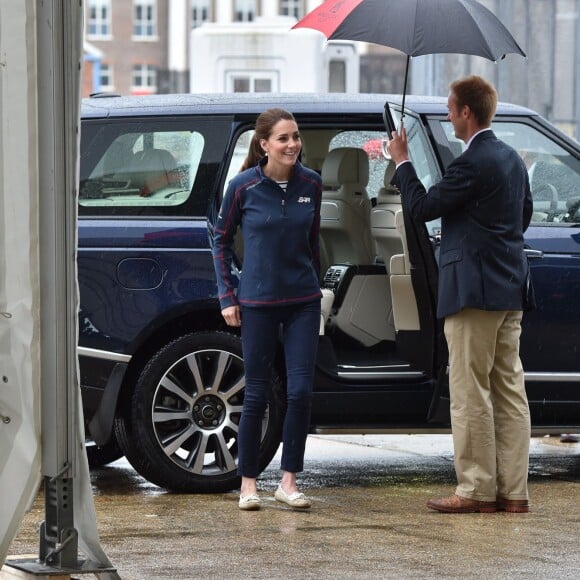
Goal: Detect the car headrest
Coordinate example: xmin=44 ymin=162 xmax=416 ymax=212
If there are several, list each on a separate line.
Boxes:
xmin=376 ymin=160 xmax=400 ymax=203
xmin=321 ymin=147 xmax=369 ymax=190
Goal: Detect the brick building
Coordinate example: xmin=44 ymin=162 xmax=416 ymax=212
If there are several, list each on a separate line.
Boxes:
xmin=83 ymin=0 xmax=333 ymax=96
xmin=82 ymin=0 xmax=579 ymax=138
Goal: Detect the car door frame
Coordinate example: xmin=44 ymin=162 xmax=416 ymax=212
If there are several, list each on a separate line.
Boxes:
xmin=384 ymin=103 xmax=450 ymax=423
xmin=409 ymin=109 xmax=580 ymax=428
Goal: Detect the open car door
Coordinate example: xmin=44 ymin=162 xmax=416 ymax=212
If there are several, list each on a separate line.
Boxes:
xmin=384 ymin=103 xmax=449 ymax=422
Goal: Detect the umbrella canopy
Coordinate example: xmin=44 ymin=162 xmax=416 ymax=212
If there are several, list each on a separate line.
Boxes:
xmin=293 ymin=0 xmax=526 ymax=126
xmin=293 ymin=0 xmax=525 ymax=61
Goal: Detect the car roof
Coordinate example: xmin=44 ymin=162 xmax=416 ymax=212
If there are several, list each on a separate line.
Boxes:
xmin=81 ymin=92 xmax=537 ymax=119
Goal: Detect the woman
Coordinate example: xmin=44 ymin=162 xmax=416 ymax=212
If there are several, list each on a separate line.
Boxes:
xmin=212 ymin=108 xmax=322 ymax=510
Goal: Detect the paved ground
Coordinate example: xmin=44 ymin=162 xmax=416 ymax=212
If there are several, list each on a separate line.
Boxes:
xmin=5 ymin=434 xmax=580 ymax=579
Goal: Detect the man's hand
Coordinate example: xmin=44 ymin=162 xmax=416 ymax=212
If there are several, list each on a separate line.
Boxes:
xmin=386 ymin=127 xmax=410 ymax=166
xmin=221 ymin=305 xmax=241 ymax=327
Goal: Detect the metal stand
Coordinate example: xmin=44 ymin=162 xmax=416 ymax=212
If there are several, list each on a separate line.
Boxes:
xmin=4 ymin=477 xmax=115 ymax=577
xmin=39 ymin=476 xmax=77 ymax=568
xmin=5 ymin=559 xmax=116 ymax=578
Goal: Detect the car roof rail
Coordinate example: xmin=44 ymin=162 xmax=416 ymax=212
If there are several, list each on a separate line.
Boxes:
xmin=89 ymin=91 xmax=122 ymax=99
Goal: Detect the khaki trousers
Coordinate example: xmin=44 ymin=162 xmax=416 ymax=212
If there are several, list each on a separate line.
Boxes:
xmin=444 ymin=308 xmax=531 ymax=502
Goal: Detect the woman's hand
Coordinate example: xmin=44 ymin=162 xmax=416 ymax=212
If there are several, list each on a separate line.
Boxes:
xmin=221 ymin=305 xmax=241 ymax=327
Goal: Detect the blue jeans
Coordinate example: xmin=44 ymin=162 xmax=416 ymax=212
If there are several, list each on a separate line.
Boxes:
xmin=238 ymin=300 xmax=321 ymax=478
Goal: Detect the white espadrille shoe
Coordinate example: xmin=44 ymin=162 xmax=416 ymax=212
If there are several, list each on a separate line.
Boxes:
xmin=238 ymin=494 xmax=261 ymax=511
xmin=274 ymin=485 xmax=311 ymax=509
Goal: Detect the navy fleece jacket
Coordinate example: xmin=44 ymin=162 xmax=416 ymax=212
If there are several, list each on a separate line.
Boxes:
xmin=212 ymin=158 xmax=323 ymax=309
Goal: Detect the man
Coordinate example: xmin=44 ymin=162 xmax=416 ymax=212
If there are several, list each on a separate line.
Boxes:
xmin=387 ymin=76 xmax=533 ymax=514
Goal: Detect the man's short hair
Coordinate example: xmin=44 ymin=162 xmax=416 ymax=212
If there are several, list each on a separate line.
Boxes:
xmin=450 ymin=75 xmax=498 ymax=126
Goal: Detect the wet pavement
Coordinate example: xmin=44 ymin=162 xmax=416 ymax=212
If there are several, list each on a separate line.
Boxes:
xmin=6 ymin=434 xmax=580 ymax=579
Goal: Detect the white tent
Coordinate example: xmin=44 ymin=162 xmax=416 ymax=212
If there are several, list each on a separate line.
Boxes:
xmin=0 ymin=2 xmax=118 ymax=577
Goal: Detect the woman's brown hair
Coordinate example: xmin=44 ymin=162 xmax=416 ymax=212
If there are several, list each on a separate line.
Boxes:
xmin=240 ymin=108 xmax=297 ymax=171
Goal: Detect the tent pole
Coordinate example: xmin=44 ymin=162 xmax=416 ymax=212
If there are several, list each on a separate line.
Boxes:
xmin=5 ymin=1 xmax=117 ymax=576
xmin=35 ymin=0 xmax=79 ymax=568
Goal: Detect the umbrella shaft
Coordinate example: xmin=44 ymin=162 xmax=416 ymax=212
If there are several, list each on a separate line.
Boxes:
xmin=401 ymin=56 xmax=410 ymax=129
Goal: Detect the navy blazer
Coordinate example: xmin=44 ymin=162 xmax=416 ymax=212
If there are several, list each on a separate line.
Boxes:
xmin=393 ymin=130 xmax=533 ymax=319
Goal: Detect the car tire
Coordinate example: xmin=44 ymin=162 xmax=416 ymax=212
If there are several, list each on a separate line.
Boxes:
xmin=86 ymin=436 xmax=124 ymax=468
xmin=114 ymin=331 xmax=285 ymax=493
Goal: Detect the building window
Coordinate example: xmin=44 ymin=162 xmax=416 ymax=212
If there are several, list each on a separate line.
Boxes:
xmin=99 ymin=63 xmax=114 ymax=90
xmin=87 ymin=0 xmax=111 ymax=37
xmin=280 ymin=0 xmax=304 ymax=19
xmin=227 ymin=71 xmax=276 ymax=93
xmin=134 ymin=0 xmax=157 ymax=38
xmin=328 ymin=59 xmax=346 ymax=93
xmin=132 ymin=64 xmax=157 ymax=93
xmin=192 ymin=0 xmax=212 ymax=27
xmin=234 ymin=0 xmax=256 ymax=22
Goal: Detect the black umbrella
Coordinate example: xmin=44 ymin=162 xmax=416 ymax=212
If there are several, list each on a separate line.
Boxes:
xmin=293 ymin=0 xmax=526 ymax=127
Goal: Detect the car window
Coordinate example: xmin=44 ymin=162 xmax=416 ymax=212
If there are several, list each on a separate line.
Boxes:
xmin=225 ymin=129 xmax=253 ymax=188
xmin=224 ymin=128 xmax=393 ymax=201
xmin=391 ymin=109 xmax=443 ymax=235
xmin=80 ymin=117 xmax=232 ymax=217
xmin=441 ymin=121 xmax=580 ymax=225
xmin=81 ymin=129 xmax=201 ymax=207
xmin=329 ymin=130 xmax=391 ymax=199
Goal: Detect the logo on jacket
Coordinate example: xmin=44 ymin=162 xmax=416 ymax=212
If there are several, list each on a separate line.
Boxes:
xmin=297 ymin=196 xmax=311 ymax=203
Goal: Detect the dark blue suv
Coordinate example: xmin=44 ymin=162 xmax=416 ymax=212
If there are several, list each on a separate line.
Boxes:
xmin=79 ymin=93 xmax=580 ymax=492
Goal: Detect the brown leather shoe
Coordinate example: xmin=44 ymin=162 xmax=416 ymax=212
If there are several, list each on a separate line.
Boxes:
xmin=427 ymin=494 xmax=497 ymax=513
xmin=497 ymin=498 xmax=529 ymax=513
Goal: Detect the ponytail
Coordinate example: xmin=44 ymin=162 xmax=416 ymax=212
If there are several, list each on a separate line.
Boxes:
xmin=240 ymin=133 xmax=264 ymax=172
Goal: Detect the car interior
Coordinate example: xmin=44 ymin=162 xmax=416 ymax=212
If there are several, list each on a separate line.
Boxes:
xmin=225 ymin=125 xmax=418 ymax=377
xmin=297 ymin=129 xmax=420 ymax=377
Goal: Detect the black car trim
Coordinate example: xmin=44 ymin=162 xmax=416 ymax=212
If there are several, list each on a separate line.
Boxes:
xmin=88 ymin=362 xmax=128 ymax=446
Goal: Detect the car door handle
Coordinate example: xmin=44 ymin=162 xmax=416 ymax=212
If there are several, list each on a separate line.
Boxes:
xmin=524 ymin=249 xmax=544 ymax=259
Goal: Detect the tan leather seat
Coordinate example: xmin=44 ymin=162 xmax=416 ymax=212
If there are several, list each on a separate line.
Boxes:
xmin=320 ymin=147 xmax=374 ymax=266
xmin=319 ymin=237 xmax=334 ymax=335
xmin=319 ymin=288 xmax=334 ymax=335
xmin=389 ymin=210 xmax=420 ymax=331
xmin=370 ymin=161 xmax=403 ymax=271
